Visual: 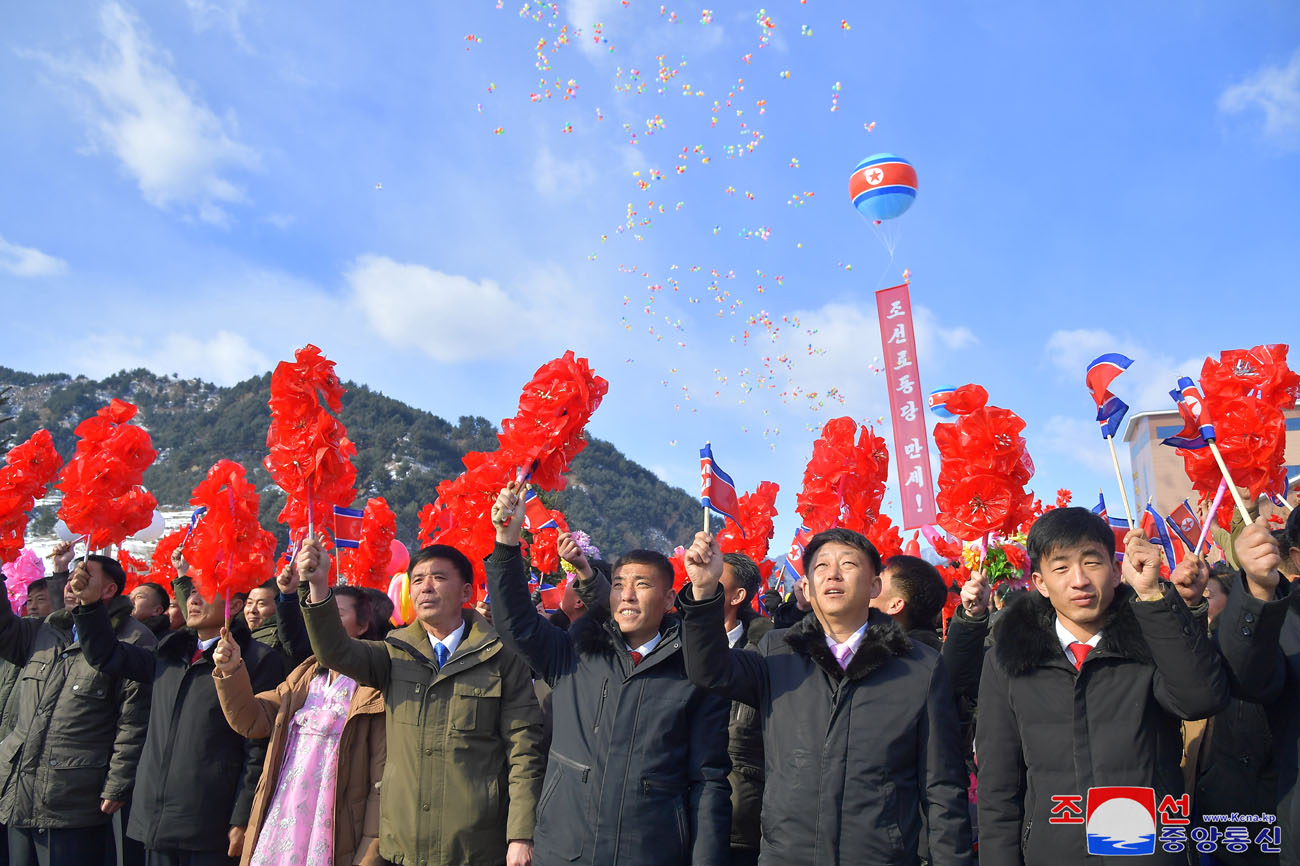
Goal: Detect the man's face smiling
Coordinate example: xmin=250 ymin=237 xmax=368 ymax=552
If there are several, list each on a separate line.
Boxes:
xmin=1032 ymin=540 xmax=1120 ymax=635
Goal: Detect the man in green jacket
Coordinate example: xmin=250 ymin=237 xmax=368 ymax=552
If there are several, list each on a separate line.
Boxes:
xmin=298 ymin=537 xmax=545 ymax=866
xmin=0 ymin=554 xmax=156 ymax=866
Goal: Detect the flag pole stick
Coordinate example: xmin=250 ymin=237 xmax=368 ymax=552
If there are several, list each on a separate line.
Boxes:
xmin=1207 ymin=441 xmax=1253 ymax=527
xmin=1195 ymin=479 xmax=1228 ymax=555
xmin=1105 ymin=435 xmax=1135 ymax=529
xmin=703 ymin=440 xmax=711 ymax=534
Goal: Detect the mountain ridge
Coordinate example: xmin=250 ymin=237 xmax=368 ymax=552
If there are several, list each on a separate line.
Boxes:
xmin=0 ymin=365 xmax=700 ymax=558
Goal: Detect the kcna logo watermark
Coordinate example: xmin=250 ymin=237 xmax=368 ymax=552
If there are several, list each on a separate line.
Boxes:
xmin=1050 ymin=787 xmax=1280 ymax=856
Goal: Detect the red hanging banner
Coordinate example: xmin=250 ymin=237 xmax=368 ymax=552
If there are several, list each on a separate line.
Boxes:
xmin=875 ymin=283 xmax=938 ymax=529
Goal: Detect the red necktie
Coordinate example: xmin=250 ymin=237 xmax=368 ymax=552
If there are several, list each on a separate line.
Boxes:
xmin=1068 ymin=642 xmax=1092 ymax=671
xmin=191 ymin=648 xmax=204 ymax=665
xmin=630 ymin=651 xmax=643 ymax=666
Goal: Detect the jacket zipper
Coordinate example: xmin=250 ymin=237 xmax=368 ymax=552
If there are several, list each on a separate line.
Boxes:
xmin=593 ymin=679 xmax=608 ymax=733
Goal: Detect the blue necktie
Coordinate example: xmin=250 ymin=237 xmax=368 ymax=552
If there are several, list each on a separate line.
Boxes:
xmin=434 ymin=643 xmax=449 ymax=669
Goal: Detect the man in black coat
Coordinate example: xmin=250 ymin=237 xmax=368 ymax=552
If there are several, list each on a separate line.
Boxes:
xmin=73 ymin=569 xmax=282 ymax=866
xmin=678 ymin=526 xmax=972 ymax=866
xmin=0 ymin=555 xmax=155 ymax=866
xmin=486 ymin=482 xmax=732 ymax=866
xmin=976 ymin=507 xmax=1229 ymax=865
xmin=1216 ymin=511 xmax=1300 ymax=865
xmin=717 ymin=553 xmax=772 ymax=866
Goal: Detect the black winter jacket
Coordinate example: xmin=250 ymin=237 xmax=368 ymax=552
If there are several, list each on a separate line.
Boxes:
xmin=1215 ymin=574 xmax=1300 ymax=865
xmin=727 ymin=612 xmax=771 ymax=853
xmin=975 ymin=585 xmax=1229 ymax=865
xmin=0 ymin=593 xmax=155 ymax=829
xmin=75 ymin=605 xmax=282 ymax=852
xmin=770 ymin=599 xmax=810 ymax=631
xmin=486 ymin=542 xmax=732 ymax=866
xmin=678 ymin=584 xmax=972 ymax=866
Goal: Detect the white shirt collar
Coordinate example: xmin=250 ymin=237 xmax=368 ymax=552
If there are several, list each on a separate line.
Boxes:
xmin=824 ymin=620 xmax=871 ymax=656
xmin=626 ymin=631 xmax=663 ymax=657
xmin=430 ymin=619 xmax=467 ymax=660
xmin=725 ymin=621 xmax=745 ymax=648
xmin=1054 ymin=617 xmax=1102 ymax=658
xmin=198 ymin=635 xmax=221 ymax=652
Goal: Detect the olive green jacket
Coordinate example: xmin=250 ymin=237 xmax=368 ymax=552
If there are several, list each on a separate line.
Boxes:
xmin=302 ymin=591 xmax=545 ymax=866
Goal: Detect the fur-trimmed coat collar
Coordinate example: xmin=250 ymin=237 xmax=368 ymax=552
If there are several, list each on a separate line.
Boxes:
xmin=155 ymin=614 xmax=255 ymax=663
xmin=993 ymin=583 xmax=1153 ymax=676
xmin=783 ymin=607 xmax=912 ymax=682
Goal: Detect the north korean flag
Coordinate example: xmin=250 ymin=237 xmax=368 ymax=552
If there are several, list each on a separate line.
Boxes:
xmin=1084 ymin=353 xmax=1134 ymax=407
xmin=700 ymin=443 xmax=744 ymax=533
xmin=333 ymin=505 xmax=364 ymax=548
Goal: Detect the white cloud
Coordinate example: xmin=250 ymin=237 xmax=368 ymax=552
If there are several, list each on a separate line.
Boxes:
xmin=568 ymin=0 xmax=618 ymax=59
xmin=765 ymin=300 xmax=977 ymax=417
xmin=1034 ymin=414 xmax=1121 ymax=476
xmin=34 ymin=2 xmax=259 ymax=225
xmin=1043 ymin=327 xmax=1206 ymax=411
xmin=533 ymin=147 xmax=595 ymax=198
xmin=0 ymin=235 xmax=68 ymax=277
xmin=79 ymin=330 xmax=271 ymax=385
xmin=345 ymin=255 xmax=597 ymax=363
xmin=264 ymin=212 xmax=295 ymax=229
xmin=184 ymin=0 xmax=252 ymax=51
xmin=1219 ymin=49 xmax=1300 ymax=146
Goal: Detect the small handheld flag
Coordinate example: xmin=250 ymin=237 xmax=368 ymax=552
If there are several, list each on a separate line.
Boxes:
xmin=700 ymin=443 xmax=744 ymax=534
xmin=1085 ymin=353 xmax=1134 ymax=407
xmin=1084 ymin=354 xmax=1135 ymax=528
xmin=1141 ymin=503 xmax=1178 ymax=568
xmin=1164 ymin=500 xmax=1203 ymax=552
xmin=333 ymin=505 xmax=364 ymax=549
xmin=522 ymin=489 xmax=559 ymax=533
xmin=1161 ymin=377 xmax=1215 ymax=450
xmin=1096 ymin=395 xmax=1129 ymax=440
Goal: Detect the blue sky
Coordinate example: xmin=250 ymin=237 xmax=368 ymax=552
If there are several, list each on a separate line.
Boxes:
xmin=2 ymin=0 xmax=1298 ymax=550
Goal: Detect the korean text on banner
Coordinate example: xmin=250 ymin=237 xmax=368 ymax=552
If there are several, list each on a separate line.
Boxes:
xmin=875 ymin=283 xmax=938 ymax=529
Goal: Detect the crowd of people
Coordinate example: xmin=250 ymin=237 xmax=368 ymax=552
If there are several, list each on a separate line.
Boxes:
xmin=0 ymin=481 xmax=1298 ymax=866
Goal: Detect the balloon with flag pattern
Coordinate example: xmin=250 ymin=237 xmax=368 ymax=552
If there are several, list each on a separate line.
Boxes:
xmin=849 ymin=153 xmax=918 ymax=222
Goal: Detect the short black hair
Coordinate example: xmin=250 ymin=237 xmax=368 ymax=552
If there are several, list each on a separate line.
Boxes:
xmin=882 ymin=554 xmax=948 ymax=629
xmin=612 ymin=550 xmax=674 ymax=586
xmin=1026 ymin=507 xmax=1115 ymax=573
xmin=994 ymin=582 xmax=1020 ymax=605
xmin=139 ymin=582 xmax=170 ymax=609
xmin=1285 ymin=506 xmax=1300 ymax=551
xmin=333 ymin=585 xmax=379 ymax=639
xmin=408 ymin=544 xmax=474 ymax=584
xmin=801 ymin=527 xmax=882 ymax=577
xmin=86 ymin=555 xmax=127 ymax=597
xmin=722 ymin=552 xmax=762 ymax=606
xmin=27 ymin=579 xmax=48 ymax=595
xmin=362 ymin=587 xmax=394 ymax=637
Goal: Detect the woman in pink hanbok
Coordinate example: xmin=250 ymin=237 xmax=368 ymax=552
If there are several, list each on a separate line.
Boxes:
xmin=213 ymin=583 xmax=386 ymax=866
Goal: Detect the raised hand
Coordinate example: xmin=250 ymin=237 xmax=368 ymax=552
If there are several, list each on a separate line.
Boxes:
xmin=275 ymin=555 xmax=299 ymax=595
xmin=1235 ymin=517 xmax=1282 ymax=601
xmin=1167 ymin=554 xmax=1210 ymax=608
xmin=556 ymin=532 xmax=593 ymax=580
xmin=683 ymin=530 xmax=723 ymax=598
xmin=492 ymin=480 xmax=528 ymax=546
xmin=1122 ymin=530 xmax=1164 ymax=601
xmin=68 ymin=561 xmax=103 ymax=606
xmin=171 ymin=545 xmax=189 ymax=578
xmin=212 ymin=626 xmax=242 ymax=676
xmin=50 ymin=541 xmax=76 ymax=573
xmin=961 ymin=569 xmax=991 ymax=617
xmin=296 ymin=537 xmax=332 ymax=601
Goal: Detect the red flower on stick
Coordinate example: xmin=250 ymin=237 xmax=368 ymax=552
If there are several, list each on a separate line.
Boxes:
xmin=264 ymin=345 xmax=357 ymax=537
xmin=187 ymin=460 xmax=277 ymax=604
xmin=934 ymin=385 xmax=1035 ymax=541
xmin=717 ymin=480 xmax=780 ymax=585
xmin=418 ymin=353 xmax=608 ymax=597
xmin=141 ymin=527 xmax=186 ymax=589
xmin=57 ymin=401 xmax=157 ymax=550
xmin=1176 ymin=346 xmax=1298 ymax=529
xmin=796 ymin=417 xmax=890 ymax=535
xmin=341 ymin=498 xmax=398 ymax=591
xmin=0 ymin=430 xmax=64 ymax=564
